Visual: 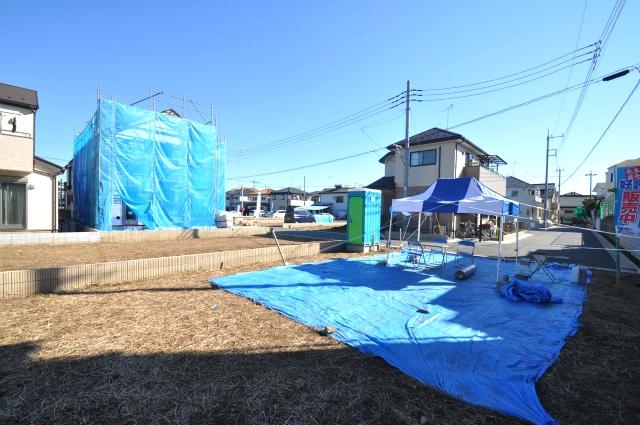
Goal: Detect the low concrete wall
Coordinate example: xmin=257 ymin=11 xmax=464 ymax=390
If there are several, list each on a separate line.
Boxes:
xmin=0 ymin=227 xmax=272 ymax=246
xmin=99 ymin=227 xmax=271 ymax=243
xmin=0 ymin=241 xmax=343 ymax=299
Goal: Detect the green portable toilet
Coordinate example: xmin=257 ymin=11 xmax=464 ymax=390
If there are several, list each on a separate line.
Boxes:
xmin=347 ymin=188 xmax=381 ymax=252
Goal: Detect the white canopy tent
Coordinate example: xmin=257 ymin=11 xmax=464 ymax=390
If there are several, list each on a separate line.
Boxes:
xmin=388 ymin=177 xmax=520 ymax=280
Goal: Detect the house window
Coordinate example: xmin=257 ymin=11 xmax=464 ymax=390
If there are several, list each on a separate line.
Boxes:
xmin=410 ymin=149 xmax=437 ymax=166
xmin=335 ymin=196 xmax=344 ymax=203
xmin=528 ymin=189 xmax=535 ymax=196
xmin=465 ymin=152 xmax=475 ymax=165
xmin=511 ymin=190 xmax=519 ymax=197
xmin=610 ymin=172 xmax=613 ymax=182
xmin=0 ymin=182 xmax=26 ymax=228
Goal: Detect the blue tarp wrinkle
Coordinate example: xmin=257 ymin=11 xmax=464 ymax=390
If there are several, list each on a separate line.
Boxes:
xmin=210 ymin=254 xmax=588 ymax=425
xmin=500 ymin=279 xmax=564 ymax=304
xmin=72 ymin=99 xmax=225 ymax=230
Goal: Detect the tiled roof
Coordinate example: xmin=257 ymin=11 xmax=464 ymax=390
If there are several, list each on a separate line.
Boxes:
xmin=366 ymin=176 xmax=395 ymax=190
xmin=271 ymin=187 xmax=307 ymax=195
xmin=379 ymin=127 xmax=487 ymax=163
xmin=0 ymin=82 xmax=38 ymax=109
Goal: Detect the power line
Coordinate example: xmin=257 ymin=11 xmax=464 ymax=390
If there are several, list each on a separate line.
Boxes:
xmin=552 ymin=0 xmax=589 ymax=133
xmin=448 ymin=64 xmax=636 ymax=130
xmin=410 ymin=57 xmax=592 ymax=102
xmin=228 ymin=65 xmax=635 ymax=181
xmin=561 ymin=75 xmax=639 ymax=186
xmin=227 ymin=101 xmax=404 ymax=158
xmin=227 ymin=47 xmax=597 ymax=160
xmin=228 ymin=148 xmax=386 ymax=180
xmin=557 ymin=0 xmax=627 ymax=150
xmin=412 ymin=43 xmax=596 ymax=92
xmin=227 ymin=93 xmax=405 ymax=158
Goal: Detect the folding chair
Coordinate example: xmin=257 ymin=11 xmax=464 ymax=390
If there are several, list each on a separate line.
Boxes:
xmin=455 ymin=240 xmax=475 ymax=266
xmin=427 ymin=237 xmax=448 ymax=268
xmin=514 ymin=255 xmax=557 ymax=282
xmin=532 ymin=254 xmax=557 ymax=282
xmin=402 ymin=239 xmax=427 ymax=269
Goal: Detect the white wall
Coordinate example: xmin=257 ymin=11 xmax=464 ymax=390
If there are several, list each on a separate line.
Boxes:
xmin=318 ymin=193 xmax=348 ymax=218
xmin=0 ymin=104 xmax=35 ymax=175
xmin=27 ymin=172 xmax=56 ymax=231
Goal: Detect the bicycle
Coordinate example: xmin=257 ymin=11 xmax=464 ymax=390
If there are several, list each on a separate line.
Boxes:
xmin=457 ymin=220 xmax=477 ymax=239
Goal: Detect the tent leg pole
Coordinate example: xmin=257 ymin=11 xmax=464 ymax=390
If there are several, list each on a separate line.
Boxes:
xmin=515 ymin=218 xmax=519 ymax=270
xmin=417 ymin=212 xmax=421 ymax=242
xmin=497 ymin=216 xmax=504 ymax=282
xmin=386 ymin=214 xmax=393 ymax=266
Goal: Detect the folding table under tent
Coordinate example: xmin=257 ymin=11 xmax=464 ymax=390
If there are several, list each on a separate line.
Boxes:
xmin=388 ymin=177 xmax=520 ymax=279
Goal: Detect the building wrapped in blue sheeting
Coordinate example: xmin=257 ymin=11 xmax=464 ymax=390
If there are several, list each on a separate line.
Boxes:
xmin=72 ymin=99 xmax=225 ymax=230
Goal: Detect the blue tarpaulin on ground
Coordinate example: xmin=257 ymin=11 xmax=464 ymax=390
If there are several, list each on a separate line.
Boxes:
xmin=500 ymin=279 xmax=564 ymax=304
xmin=72 ymin=99 xmax=225 ymax=230
xmin=210 ymin=254 xmax=587 ymax=424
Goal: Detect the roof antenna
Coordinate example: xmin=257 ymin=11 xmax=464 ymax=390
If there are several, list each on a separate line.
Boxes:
xmin=443 ymin=104 xmax=453 ymax=129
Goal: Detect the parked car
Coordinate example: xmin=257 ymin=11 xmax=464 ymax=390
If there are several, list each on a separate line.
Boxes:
xmin=270 ymin=209 xmax=287 ymax=219
xmin=284 ymin=206 xmax=314 ymax=223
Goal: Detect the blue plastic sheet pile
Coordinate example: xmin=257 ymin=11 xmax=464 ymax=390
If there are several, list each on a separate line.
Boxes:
xmin=211 ymin=254 xmax=588 ymax=424
xmin=500 ymin=279 xmax=563 ymax=304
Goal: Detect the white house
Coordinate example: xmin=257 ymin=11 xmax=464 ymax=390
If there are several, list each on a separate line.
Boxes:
xmin=269 ymin=187 xmax=312 ymax=212
xmin=506 ymin=176 xmax=543 ymax=224
xmin=225 ymin=187 xmax=273 ymax=212
xmin=0 ymin=82 xmax=63 ymax=231
xmin=559 ymin=192 xmax=589 ymax=224
xmin=593 ymin=182 xmax=607 ymax=198
xmin=316 ymin=185 xmax=350 ymax=219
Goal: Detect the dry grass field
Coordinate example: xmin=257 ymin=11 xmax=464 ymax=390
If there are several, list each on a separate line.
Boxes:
xmin=0 ymin=236 xmax=302 ymax=271
xmin=1 ymin=254 xmax=638 ymax=424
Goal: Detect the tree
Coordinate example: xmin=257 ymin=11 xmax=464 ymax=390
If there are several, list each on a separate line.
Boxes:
xmin=582 ymin=198 xmax=600 ymax=223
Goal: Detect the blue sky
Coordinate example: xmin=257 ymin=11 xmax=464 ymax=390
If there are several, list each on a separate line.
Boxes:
xmin=4 ymin=1 xmax=639 ymax=194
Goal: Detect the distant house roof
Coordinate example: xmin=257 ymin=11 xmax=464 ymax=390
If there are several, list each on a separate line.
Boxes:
xmin=593 ymin=182 xmax=606 ymax=193
xmin=608 ymin=158 xmax=640 ymax=169
xmin=561 ymin=192 xmax=586 ymax=197
xmin=0 ymin=82 xmax=39 ymax=110
xmin=318 ymin=185 xmax=350 ymax=194
xmin=226 ymin=187 xmax=260 ymax=196
xmin=34 ymin=156 xmax=64 ymax=176
xmin=271 ymin=187 xmax=307 ymax=195
xmin=379 ymin=127 xmax=489 ymax=164
xmin=367 ymin=176 xmax=395 ymax=190
xmin=506 ymin=176 xmax=536 ymax=189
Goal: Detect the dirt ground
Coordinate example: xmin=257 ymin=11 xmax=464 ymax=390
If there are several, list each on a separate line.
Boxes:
xmin=0 ymin=236 xmax=301 ymax=271
xmin=1 ymin=257 xmax=638 ymax=424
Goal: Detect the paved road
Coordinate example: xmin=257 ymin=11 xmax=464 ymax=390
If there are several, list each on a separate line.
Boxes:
xmin=278 ymin=226 xmax=615 ymax=269
xmin=471 ymin=227 xmax=615 ymax=269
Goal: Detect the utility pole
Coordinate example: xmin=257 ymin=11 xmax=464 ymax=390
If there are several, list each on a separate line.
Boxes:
xmin=543 ymin=129 xmax=562 ymax=228
xmin=403 ymin=80 xmax=411 ymax=198
xmin=585 ymin=171 xmax=598 ymax=198
xmin=557 ymin=168 xmax=565 ymax=196
xmin=303 ymin=176 xmax=306 ymax=205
